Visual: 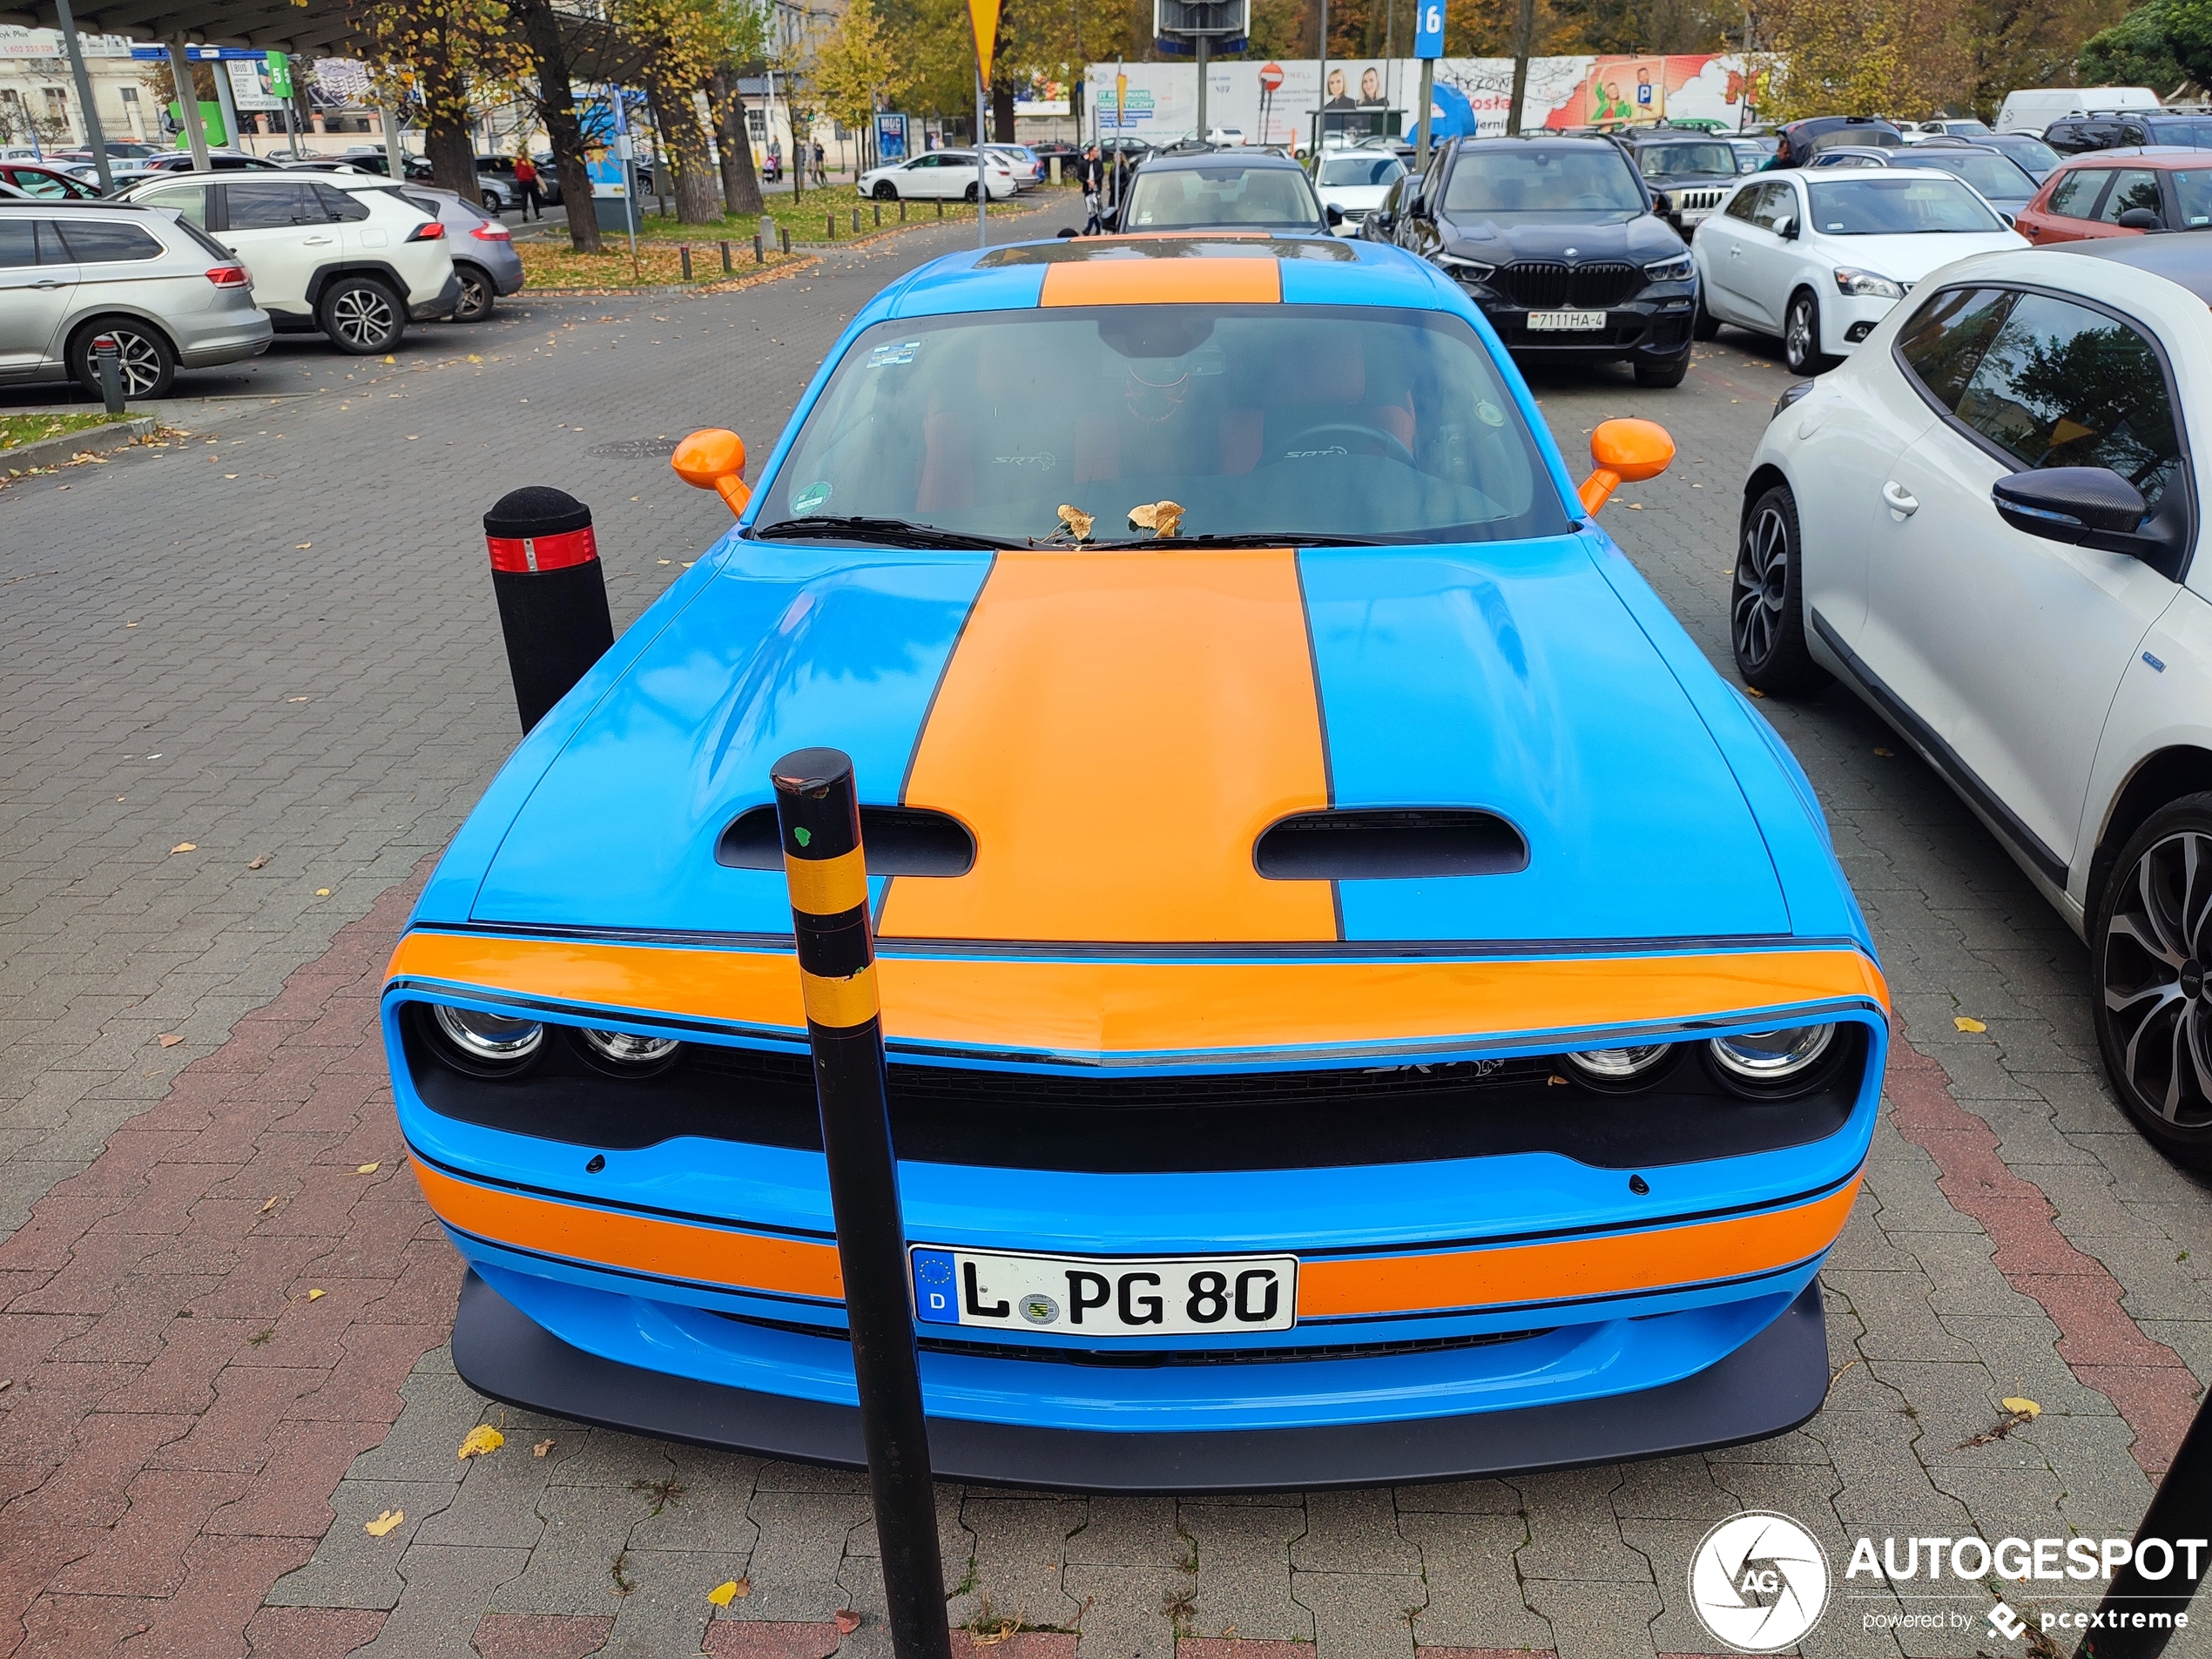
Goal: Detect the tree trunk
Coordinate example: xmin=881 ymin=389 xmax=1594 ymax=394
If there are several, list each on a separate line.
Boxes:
xmin=511 ymin=0 xmax=600 ymax=251
xmin=992 ymin=80 xmax=1015 ymax=142
xmin=426 ymin=114 xmax=481 ymax=202
xmin=712 ymin=70 xmax=764 ymax=215
xmin=643 ymin=75 xmax=721 ymax=223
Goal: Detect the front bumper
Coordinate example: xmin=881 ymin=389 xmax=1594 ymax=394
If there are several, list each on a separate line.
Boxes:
xmin=455 ymin=1266 xmax=1831 ymax=1492
xmin=386 ymin=930 xmax=1886 ymax=1480
xmin=1469 ymin=289 xmax=1696 ymax=361
xmin=1824 ymin=288 xmax=1906 ymax=355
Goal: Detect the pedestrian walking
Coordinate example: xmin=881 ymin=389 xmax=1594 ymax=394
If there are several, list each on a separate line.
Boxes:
xmin=1077 ymin=143 xmax=1105 ymax=233
xmin=765 ymin=140 xmax=782 ymax=183
xmin=513 ymin=152 xmax=542 ymax=220
xmin=812 ymin=140 xmax=826 ymax=185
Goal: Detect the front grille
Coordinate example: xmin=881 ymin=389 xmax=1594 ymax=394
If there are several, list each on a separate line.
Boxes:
xmin=716 ymin=1307 xmax=1555 ymax=1366
xmin=1672 ymin=187 xmax=1727 ymax=212
xmin=1494 ymin=260 xmax=1645 ymax=310
xmin=403 ymin=1008 xmax=1865 ymax=1174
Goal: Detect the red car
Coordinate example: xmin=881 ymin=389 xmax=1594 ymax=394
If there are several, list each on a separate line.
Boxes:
xmin=2012 ymin=148 xmax=2212 ymax=244
xmin=0 ymin=161 xmax=103 ymax=200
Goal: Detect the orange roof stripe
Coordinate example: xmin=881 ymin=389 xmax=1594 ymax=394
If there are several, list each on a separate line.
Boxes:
xmin=1040 ymin=257 xmax=1281 ymax=307
xmin=410 ymin=1156 xmax=1857 ymax=1319
xmin=388 ymin=931 xmax=1888 ymax=1061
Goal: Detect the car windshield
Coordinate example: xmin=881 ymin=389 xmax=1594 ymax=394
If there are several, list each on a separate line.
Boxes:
xmin=2172 ymin=169 xmax=2212 ymax=226
xmin=1990 ymin=135 xmax=2061 ymax=176
xmin=1442 ymin=147 xmax=1644 ymax=221
xmin=1318 ymin=154 xmax=1406 ymax=186
xmin=752 ymin=305 xmax=1567 ymax=545
xmin=1122 ymin=166 xmax=1320 ymax=228
xmin=1891 ymin=152 xmax=2033 ymax=198
xmin=1636 ymin=142 xmax=1737 ymax=179
xmin=1805 ymin=174 xmax=2004 ymax=233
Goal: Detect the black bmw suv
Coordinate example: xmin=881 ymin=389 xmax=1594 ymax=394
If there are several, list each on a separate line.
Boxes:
xmin=1369 ymin=133 xmax=1696 ymax=387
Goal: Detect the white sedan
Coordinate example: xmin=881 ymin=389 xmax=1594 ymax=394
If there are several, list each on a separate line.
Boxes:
xmin=1735 ymin=239 xmax=2212 ymax=1162
xmin=858 ymin=149 xmax=1017 ymax=203
xmin=1313 ymin=150 xmax=1406 ymax=237
xmin=1692 ymin=170 xmax=2024 ymax=374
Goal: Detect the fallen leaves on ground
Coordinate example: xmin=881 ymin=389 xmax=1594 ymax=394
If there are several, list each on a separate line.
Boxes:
xmin=2003 ymin=1397 xmax=2041 ymax=1419
xmin=1955 ymin=1016 xmax=1987 ymax=1033
xmin=834 ymin=1610 xmax=861 ymax=1635
xmin=307 ymin=1288 xmax=326 ymax=1300
xmin=170 ymin=842 xmax=196 ymax=853
xmin=247 ymin=855 xmax=269 ymax=869
xmin=296 ymin=543 xmax=313 ymax=550
xmin=365 ymin=1508 xmax=404 ymax=1537
xmin=356 ymin=1163 xmax=381 ymax=1174
xmin=315 ymin=888 xmax=332 ymax=897
xmin=1961 ymin=1398 xmax=2041 ymax=1447
xmin=259 ymin=1197 xmax=279 ymax=1213
xmin=708 ymin=1578 xmax=750 ymax=1606
xmin=532 ymin=1439 xmax=555 ymax=1457
xmin=458 ymin=1424 xmax=506 ymax=1460
xmin=1874 ymin=747 xmax=1893 ymax=757
xmin=158 ymin=1034 xmax=183 ymax=1048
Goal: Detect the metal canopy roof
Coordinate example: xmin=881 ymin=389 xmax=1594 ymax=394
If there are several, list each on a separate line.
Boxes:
xmin=0 ymin=0 xmax=368 ymax=54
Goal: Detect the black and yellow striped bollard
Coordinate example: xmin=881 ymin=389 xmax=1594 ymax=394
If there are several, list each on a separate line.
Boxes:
xmin=771 ymin=749 xmax=953 ymax=1659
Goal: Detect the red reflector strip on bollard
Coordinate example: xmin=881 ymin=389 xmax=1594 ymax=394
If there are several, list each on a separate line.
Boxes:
xmin=486 ymin=526 xmax=598 ymax=573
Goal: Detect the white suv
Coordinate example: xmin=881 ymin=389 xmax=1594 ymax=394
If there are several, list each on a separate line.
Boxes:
xmin=116 ymin=172 xmax=460 ymax=354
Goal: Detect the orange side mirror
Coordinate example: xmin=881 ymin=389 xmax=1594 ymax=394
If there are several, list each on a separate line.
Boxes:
xmin=673 ymin=428 xmax=751 ymax=517
xmin=1578 ymin=417 xmax=1675 ymax=515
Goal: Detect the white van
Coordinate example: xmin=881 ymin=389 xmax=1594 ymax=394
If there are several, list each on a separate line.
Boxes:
xmin=1995 ymin=85 xmax=2161 ymax=133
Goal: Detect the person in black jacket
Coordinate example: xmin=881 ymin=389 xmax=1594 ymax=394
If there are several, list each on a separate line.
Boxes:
xmin=1077 ymin=145 xmax=1106 ymax=233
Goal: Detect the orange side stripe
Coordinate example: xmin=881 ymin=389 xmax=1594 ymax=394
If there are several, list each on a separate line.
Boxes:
xmin=879 ymin=550 xmax=1336 ymax=944
xmin=1298 ymin=1180 xmax=1859 ymax=1317
xmin=1040 ymin=257 xmax=1281 ymax=307
xmin=412 ymin=1158 xmax=846 ymax=1300
xmin=387 ymin=932 xmax=1888 ymax=1058
xmin=411 ymin=1155 xmax=1854 ymax=1318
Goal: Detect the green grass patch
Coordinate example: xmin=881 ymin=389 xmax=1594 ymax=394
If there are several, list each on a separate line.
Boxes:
xmin=0 ymin=408 xmax=132 ymax=452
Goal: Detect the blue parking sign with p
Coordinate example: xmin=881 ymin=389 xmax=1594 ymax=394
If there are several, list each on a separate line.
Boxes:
xmin=1413 ymin=0 xmax=1444 ymax=57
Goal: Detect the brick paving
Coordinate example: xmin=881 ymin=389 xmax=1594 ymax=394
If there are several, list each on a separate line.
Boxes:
xmin=6 ymin=224 xmax=2212 ymax=1656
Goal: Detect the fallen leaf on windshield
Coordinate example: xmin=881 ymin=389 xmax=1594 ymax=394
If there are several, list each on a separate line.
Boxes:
xmin=1056 ymin=504 xmax=1095 ymax=542
xmin=458 ymin=1425 xmax=505 ymax=1460
xmin=1127 ymin=500 xmax=1184 ymax=539
xmin=364 ymin=1508 xmax=403 ymax=1536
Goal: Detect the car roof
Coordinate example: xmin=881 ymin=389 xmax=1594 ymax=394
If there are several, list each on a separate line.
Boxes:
xmin=2049 ymin=234 xmax=2212 ymax=300
xmin=0 ymin=197 xmax=149 ymax=211
xmin=1454 ymin=132 xmax=1625 ymax=150
xmin=1134 ymin=150 xmax=1308 ymax=172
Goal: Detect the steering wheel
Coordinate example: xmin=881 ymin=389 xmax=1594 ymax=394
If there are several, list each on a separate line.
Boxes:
xmin=1278 ymin=421 xmax=1418 ymax=468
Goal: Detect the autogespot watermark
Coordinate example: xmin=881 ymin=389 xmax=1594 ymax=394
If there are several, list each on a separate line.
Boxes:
xmin=1687 ymin=1511 xmax=2205 ymax=1653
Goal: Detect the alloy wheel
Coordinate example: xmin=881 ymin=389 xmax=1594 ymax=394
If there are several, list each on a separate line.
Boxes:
xmin=455 ymin=270 xmax=490 ymax=322
xmin=1732 ymin=500 xmax=1790 ymax=669
xmin=88 ymin=328 xmax=165 ymax=397
xmin=1784 ymin=299 xmax=1813 ymax=372
xmin=2103 ymin=828 xmax=2212 ymax=1126
xmin=331 ymin=284 xmax=397 ymax=350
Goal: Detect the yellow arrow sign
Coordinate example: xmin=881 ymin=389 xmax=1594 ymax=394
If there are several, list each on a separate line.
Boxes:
xmin=969 ymin=0 xmax=1001 ymax=86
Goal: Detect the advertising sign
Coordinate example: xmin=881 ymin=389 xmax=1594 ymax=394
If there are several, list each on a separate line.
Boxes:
xmin=874 ymin=111 xmax=908 ymax=160
xmin=226 ymin=57 xmax=284 ymax=112
xmin=0 ymin=25 xmax=132 ymax=57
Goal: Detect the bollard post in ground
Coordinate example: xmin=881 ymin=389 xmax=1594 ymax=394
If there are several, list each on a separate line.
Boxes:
xmin=853 ymin=206 xmax=862 ymax=233
xmin=936 ymin=198 xmax=943 ymax=218
xmin=754 ymin=230 xmax=765 ymax=262
xmin=680 ymin=246 xmax=693 ymax=280
xmin=91 ymin=334 xmax=125 ymax=417
xmin=772 ymin=749 xmax=954 ymax=1659
xmin=482 ymin=488 xmax=616 ymax=732
xmin=874 ymin=200 xmax=882 ymax=226
xmin=826 ymin=211 xmax=835 ymax=239
xmin=2076 ymin=1396 xmax=2212 ymax=1657
xmin=720 ymin=239 xmax=732 ymax=272
xmin=782 ymin=226 xmax=792 ymax=253
xmin=900 ymin=199 xmax=907 ymax=221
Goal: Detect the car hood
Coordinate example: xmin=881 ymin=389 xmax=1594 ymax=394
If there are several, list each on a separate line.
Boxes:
xmin=466 ymin=538 xmax=1792 ymax=948
xmin=1807 ymin=227 xmax=2027 ymax=279
xmin=1439 ymin=213 xmax=1686 ymax=265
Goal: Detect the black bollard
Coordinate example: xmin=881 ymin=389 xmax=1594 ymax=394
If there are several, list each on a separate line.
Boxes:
xmin=853 ymin=206 xmax=861 ymax=233
xmin=720 ymin=239 xmax=732 ymax=272
xmin=753 ymin=230 xmax=765 ymax=263
xmin=680 ymin=245 xmax=693 ymax=280
xmin=2078 ymin=1399 xmax=2212 ymax=1657
xmin=781 ymin=226 xmax=792 ymax=253
xmin=91 ymin=334 xmax=125 ymax=417
xmin=483 ymin=487 xmax=616 ymax=733
xmin=772 ymin=750 xmax=952 ymax=1659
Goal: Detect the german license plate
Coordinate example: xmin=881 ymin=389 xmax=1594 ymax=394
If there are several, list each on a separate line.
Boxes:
xmin=1527 ymin=309 xmax=1607 ymax=331
xmin=911 ymin=1244 xmax=1298 ymax=1336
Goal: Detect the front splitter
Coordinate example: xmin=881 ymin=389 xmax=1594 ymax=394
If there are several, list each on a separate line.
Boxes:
xmin=452 ymin=1271 xmax=1829 ymax=1493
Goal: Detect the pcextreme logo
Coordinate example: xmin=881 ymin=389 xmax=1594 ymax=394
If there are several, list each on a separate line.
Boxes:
xmin=1689 ymin=1512 xmax=1831 ymax=1653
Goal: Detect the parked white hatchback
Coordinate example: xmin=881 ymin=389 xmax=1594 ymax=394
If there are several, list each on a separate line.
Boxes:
xmin=1735 ymin=238 xmax=2212 ymax=1162
xmin=1692 ymin=170 xmax=2024 ymax=374
xmin=858 ymin=149 xmax=1018 ymax=203
xmin=115 ymin=171 xmax=460 ymax=354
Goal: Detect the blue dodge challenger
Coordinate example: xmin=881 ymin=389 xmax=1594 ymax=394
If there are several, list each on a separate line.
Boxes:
xmin=383 ymin=233 xmax=1886 ymax=1490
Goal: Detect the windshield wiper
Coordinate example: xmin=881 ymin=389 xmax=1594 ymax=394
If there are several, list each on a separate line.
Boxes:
xmin=751 ymin=516 xmax=1022 ymax=551
xmin=1082 ymin=530 xmax=1385 ymax=549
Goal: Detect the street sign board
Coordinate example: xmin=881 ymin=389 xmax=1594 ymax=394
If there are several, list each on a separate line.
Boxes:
xmin=227 ymin=57 xmax=283 ymax=111
xmin=1413 ymin=0 xmax=1444 ymax=58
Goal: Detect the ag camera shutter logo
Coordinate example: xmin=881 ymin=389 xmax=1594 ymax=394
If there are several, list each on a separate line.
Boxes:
xmin=1689 ymin=1512 xmax=1831 ymax=1652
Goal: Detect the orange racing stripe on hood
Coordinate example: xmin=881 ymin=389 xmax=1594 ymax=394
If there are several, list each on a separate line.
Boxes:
xmin=1038 ymin=257 xmax=1282 ymax=307
xmin=387 ymin=932 xmax=1889 ymax=1060
xmin=877 ymin=549 xmax=1337 ymax=943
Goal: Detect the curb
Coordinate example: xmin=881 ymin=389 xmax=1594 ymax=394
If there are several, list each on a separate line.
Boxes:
xmin=0 ymin=414 xmax=158 ymax=475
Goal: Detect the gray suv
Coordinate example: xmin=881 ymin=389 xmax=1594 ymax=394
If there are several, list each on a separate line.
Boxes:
xmin=0 ymin=201 xmax=273 ymax=399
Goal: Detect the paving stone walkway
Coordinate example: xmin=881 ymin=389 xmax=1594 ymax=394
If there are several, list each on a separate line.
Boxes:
xmin=5 ymin=214 xmax=2212 ymax=1656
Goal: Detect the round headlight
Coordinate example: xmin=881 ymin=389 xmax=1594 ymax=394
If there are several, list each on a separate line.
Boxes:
xmin=1707 ymin=1023 xmax=1837 ymax=1088
xmin=1561 ymin=1043 xmax=1675 ymax=1089
xmin=432 ymin=1002 xmax=543 ymax=1064
xmin=579 ymin=1028 xmax=682 ymax=1067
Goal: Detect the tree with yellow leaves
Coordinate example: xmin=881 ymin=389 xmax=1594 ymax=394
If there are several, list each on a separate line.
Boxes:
xmin=351 ymin=0 xmax=529 ymax=203
xmin=1763 ymin=0 xmax=1968 ymax=119
xmin=815 ymin=0 xmax=905 ymax=156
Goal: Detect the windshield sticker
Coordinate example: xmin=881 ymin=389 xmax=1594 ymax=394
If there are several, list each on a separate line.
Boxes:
xmin=867 ymin=340 xmax=921 ymax=368
xmin=1476 ymin=401 xmax=1507 ymax=428
xmin=792 ymin=482 xmax=834 ymax=516
xmin=992 ymin=452 xmax=1057 ymax=471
